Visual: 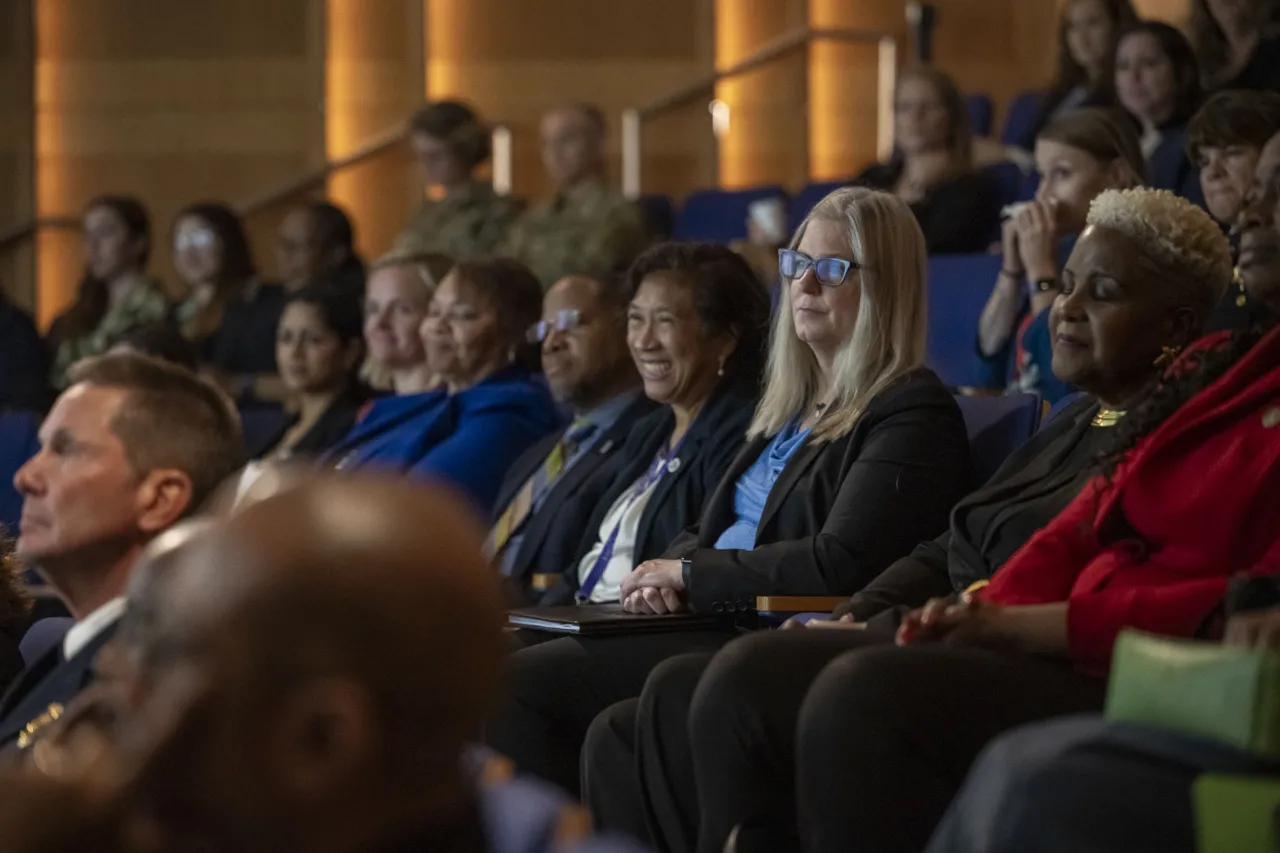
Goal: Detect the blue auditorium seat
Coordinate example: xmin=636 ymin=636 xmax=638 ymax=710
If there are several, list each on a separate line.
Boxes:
xmin=967 ymin=93 xmax=994 ymax=137
xmin=0 ymin=410 xmax=40 ymax=535
xmin=674 ymin=185 xmax=787 ymax=243
xmin=788 ymin=180 xmax=848 ymax=234
xmin=1001 ymin=90 xmax=1044 ymax=148
xmin=637 ymin=193 xmax=675 ymax=240
xmin=926 ymin=253 xmax=1005 ymax=389
xmin=954 ymin=393 xmax=1042 ymax=487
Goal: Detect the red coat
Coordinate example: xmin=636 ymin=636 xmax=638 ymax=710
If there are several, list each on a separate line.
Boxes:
xmin=983 ymin=325 xmax=1280 ymax=674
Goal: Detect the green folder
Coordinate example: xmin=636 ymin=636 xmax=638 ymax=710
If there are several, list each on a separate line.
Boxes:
xmin=1194 ymin=774 xmax=1280 ymax=853
xmin=1106 ymin=630 xmax=1280 ymax=758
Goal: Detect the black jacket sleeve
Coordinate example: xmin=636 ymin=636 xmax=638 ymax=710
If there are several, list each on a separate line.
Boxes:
xmin=685 ymin=382 xmax=972 ymax=611
xmin=835 ymin=530 xmax=955 ymax=621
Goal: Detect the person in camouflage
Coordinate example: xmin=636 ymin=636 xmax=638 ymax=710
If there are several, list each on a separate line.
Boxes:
xmin=501 ymin=105 xmax=648 ymax=289
xmin=394 ymin=101 xmax=522 ymax=261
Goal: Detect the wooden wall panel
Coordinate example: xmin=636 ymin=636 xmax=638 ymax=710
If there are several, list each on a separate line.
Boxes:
xmin=426 ymin=0 xmax=717 ymax=200
xmin=326 ymin=0 xmax=423 ymax=262
xmin=35 ymin=0 xmax=326 ymax=327
xmin=0 ymin=0 xmax=35 ymax=310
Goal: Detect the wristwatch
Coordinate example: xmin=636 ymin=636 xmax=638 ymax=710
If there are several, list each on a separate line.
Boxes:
xmin=1032 ymin=276 xmax=1059 ymax=294
xmin=681 ymin=556 xmax=693 ymax=590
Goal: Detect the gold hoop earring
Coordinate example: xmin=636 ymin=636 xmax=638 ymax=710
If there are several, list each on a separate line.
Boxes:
xmin=1153 ymin=344 xmax=1181 ymax=370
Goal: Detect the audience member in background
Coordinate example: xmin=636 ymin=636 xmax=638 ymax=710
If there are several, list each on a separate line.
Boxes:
xmin=928 ymin=591 xmax=1280 ymax=853
xmin=0 ymin=289 xmax=50 ymax=413
xmin=1015 ymin=0 xmax=1138 ymax=151
xmin=395 ymin=100 xmax=521 ymax=261
xmin=275 ymin=200 xmax=366 ymax=298
xmin=979 ymin=108 xmax=1144 ymax=403
xmin=729 ymin=197 xmax=787 ymax=288
xmin=541 ymin=243 xmax=770 ymax=606
xmin=360 ymin=249 xmax=453 ymax=394
xmin=0 ymin=353 xmax=242 ymax=754
xmin=171 ymin=202 xmax=285 ymax=398
xmin=487 ymin=187 xmax=972 ymax=795
xmin=789 ymin=129 xmax=1280 ymax=853
xmin=854 ymin=65 xmax=1001 ymax=254
xmin=47 ymin=196 xmax=167 ymax=389
xmin=620 ymin=188 xmax=1231 ymax=853
xmin=107 ymin=322 xmax=197 ymax=371
xmin=1115 ymin=21 xmax=1203 ymax=201
xmin=249 ymin=284 xmax=371 ymax=461
xmin=502 ymin=104 xmax=648 ymax=289
xmin=492 ymin=272 xmax=656 ymax=605
xmin=1192 ymin=0 xmax=1280 ymax=91
xmin=325 ymin=259 xmax=563 ymax=513
xmin=1186 ymin=89 xmax=1280 ymax=331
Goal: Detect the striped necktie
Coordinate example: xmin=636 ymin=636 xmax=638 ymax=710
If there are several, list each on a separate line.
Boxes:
xmin=487 ymin=418 xmax=596 ymax=559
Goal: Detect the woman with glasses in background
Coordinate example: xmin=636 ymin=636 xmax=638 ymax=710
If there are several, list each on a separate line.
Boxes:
xmin=487 ymin=187 xmax=973 ymax=799
xmin=536 ymin=242 xmax=770 ymax=606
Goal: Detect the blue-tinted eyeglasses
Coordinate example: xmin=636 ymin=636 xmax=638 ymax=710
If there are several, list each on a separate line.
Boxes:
xmin=528 ymin=309 xmax=583 ymax=343
xmin=778 ymin=249 xmax=857 ymax=287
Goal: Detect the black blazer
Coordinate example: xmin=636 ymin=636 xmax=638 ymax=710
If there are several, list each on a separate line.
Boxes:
xmin=845 ymin=395 xmax=1100 ymax=623
xmin=497 ymin=392 xmax=659 ymax=596
xmin=249 ymin=384 xmax=378 ymax=460
xmin=853 ymin=163 xmax=1002 ymax=255
xmin=543 ymin=382 xmax=759 ymax=604
xmin=0 ymin=620 xmax=118 ymax=750
xmin=667 ymin=369 xmax=973 ymax=614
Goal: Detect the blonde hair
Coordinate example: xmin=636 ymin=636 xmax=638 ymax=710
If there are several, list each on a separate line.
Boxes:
xmin=361 ymin=249 xmax=454 ymax=390
xmin=1086 ymin=188 xmax=1233 ymax=316
xmin=749 ymin=187 xmax=927 ymax=442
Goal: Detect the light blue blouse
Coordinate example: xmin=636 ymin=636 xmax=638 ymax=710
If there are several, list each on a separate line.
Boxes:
xmin=713 ymin=420 xmax=812 ymax=550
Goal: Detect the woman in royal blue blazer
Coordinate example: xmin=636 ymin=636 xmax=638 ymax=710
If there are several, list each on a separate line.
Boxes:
xmin=325 ymin=258 xmax=564 ymax=512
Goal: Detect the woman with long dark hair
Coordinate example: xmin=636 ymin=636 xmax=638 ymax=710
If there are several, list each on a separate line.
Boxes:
xmin=48 ymin=196 xmax=167 ymax=387
xmin=1191 ymin=0 xmax=1280 ymax=91
xmin=1014 ymin=0 xmax=1139 ymax=151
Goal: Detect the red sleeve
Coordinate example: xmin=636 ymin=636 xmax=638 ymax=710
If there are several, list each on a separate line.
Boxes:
xmin=981 ymin=477 xmax=1106 ymax=606
xmin=1068 ymin=535 xmax=1280 ymax=673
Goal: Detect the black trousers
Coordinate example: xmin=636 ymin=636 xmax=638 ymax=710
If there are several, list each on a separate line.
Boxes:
xmin=796 ymin=643 xmax=1107 ymax=853
xmin=584 ymin=628 xmax=894 ymax=853
xmin=483 ymin=629 xmax=738 ymax=797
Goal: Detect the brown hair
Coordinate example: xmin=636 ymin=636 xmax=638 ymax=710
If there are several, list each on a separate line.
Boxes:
xmin=408 ymin=100 xmax=491 ymax=170
xmin=0 ymin=546 xmax=30 ymax=634
xmin=67 ymin=353 xmax=245 ymax=514
xmin=894 ymin=64 xmax=973 ymax=171
xmin=448 ymin=259 xmax=545 ymax=373
xmin=1190 ymin=0 xmax=1280 ymax=86
xmin=1186 ymin=90 xmax=1280 ymax=166
xmin=1050 ymin=0 xmax=1138 ymax=101
xmin=1038 ymin=107 xmax=1147 ymax=186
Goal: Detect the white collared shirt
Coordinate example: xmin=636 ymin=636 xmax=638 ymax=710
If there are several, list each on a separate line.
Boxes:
xmin=62 ymin=597 xmax=127 ymax=660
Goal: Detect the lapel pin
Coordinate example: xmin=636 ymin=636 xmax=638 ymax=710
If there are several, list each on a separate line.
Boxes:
xmin=667 ymin=457 xmax=681 ymax=474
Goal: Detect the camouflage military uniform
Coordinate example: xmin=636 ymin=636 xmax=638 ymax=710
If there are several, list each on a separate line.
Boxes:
xmin=51 ymin=279 xmax=169 ymax=387
xmin=393 ymin=181 xmax=522 ymax=260
xmin=501 ymin=181 xmax=648 ymax=289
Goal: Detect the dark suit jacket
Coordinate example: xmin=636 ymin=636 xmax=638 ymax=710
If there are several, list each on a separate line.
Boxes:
xmin=666 ymin=369 xmax=974 ymax=614
xmin=496 ymin=392 xmax=659 ymax=597
xmin=542 ymin=382 xmax=758 ymax=604
xmin=1146 ymin=126 xmax=1202 ymax=208
xmin=249 ymin=384 xmax=378 ymax=460
xmin=853 ymin=163 xmax=1002 ymax=255
xmin=845 ymin=395 xmax=1100 ymax=623
xmin=0 ymin=619 xmax=119 ymax=750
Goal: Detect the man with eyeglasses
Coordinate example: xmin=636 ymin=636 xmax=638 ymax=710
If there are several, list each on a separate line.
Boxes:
xmin=488 ymin=273 xmax=655 ymax=604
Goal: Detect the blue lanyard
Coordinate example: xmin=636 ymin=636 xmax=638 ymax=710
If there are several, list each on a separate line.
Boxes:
xmin=576 ymin=436 xmax=685 ymax=604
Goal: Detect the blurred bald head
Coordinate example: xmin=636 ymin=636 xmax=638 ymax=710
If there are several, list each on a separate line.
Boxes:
xmin=113 ymin=475 xmax=504 ymax=853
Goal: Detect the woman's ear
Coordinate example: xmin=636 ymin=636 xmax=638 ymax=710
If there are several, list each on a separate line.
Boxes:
xmin=1107 ymin=157 xmax=1136 ymax=189
xmin=1166 ymin=305 xmax=1201 ymax=349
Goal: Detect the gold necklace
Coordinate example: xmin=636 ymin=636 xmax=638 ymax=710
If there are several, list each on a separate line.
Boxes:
xmin=1091 ymin=408 xmax=1127 ymax=428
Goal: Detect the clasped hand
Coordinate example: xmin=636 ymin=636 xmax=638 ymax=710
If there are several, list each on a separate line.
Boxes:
xmin=619 ymin=559 xmax=687 ymax=615
xmin=895 ymin=597 xmax=1020 ymax=650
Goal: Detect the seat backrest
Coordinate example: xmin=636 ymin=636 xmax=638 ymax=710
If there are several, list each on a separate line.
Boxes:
xmin=674 ymin=186 xmax=787 ymax=243
xmin=1044 ymin=391 xmax=1090 ymax=425
xmin=1001 ymin=90 xmax=1044 ymax=147
xmin=967 ymin=93 xmax=994 ymax=137
xmin=787 ymin=180 xmax=849 ymax=234
xmin=954 ymin=393 xmax=1042 ymax=486
xmin=926 ymin=253 xmax=1005 ymax=388
xmin=0 ymin=410 xmax=41 ymax=534
xmin=19 ymin=617 xmax=74 ymax=666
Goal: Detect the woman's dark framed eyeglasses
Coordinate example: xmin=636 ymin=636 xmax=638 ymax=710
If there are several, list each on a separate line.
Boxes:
xmin=527 ymin=309 xmax=584 ymax=343
xmin=778 ymin=249 xmax=859 ymax=287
